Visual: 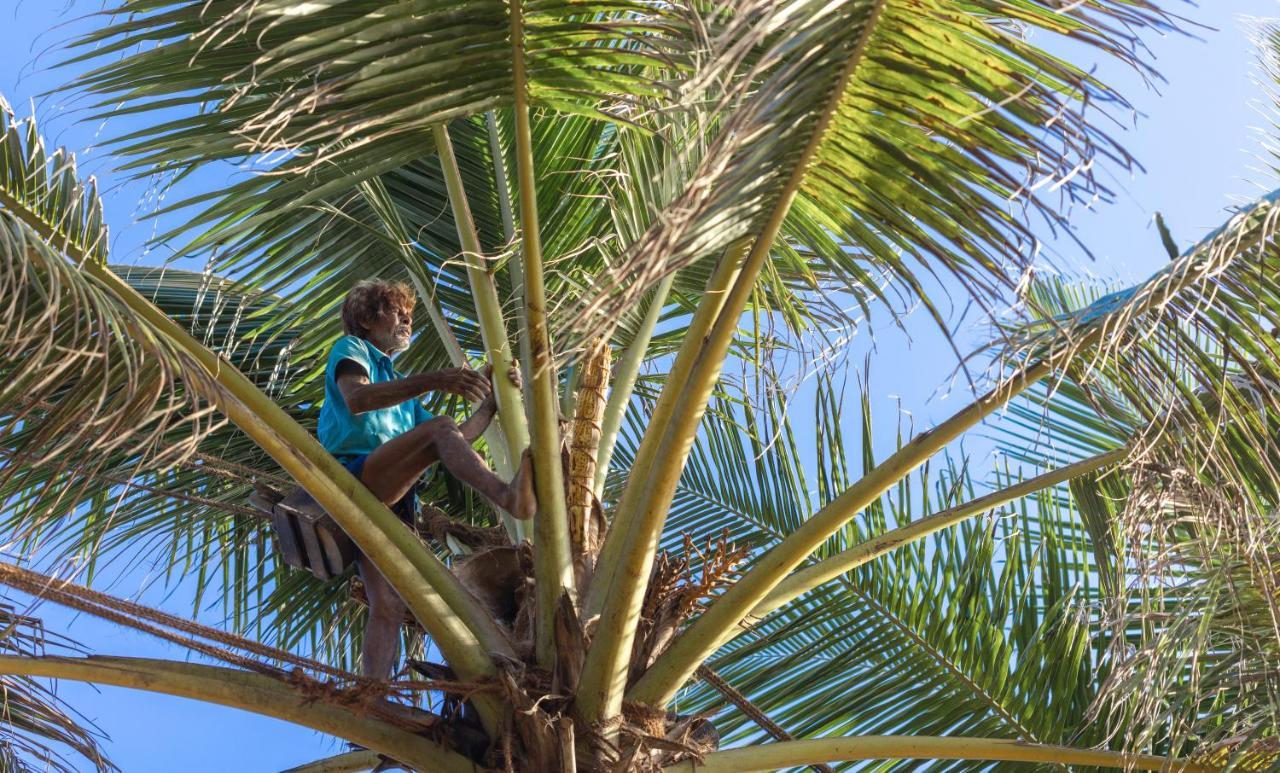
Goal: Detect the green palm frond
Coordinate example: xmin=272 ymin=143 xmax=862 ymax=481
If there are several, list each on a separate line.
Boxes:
xmin=0 ymin=265 xmax=291 ymax=624
xmin=691 ymin=497 xmax=1101 ymax=762
xmin=571 ymin=0 xmax=1175 ymax=334
xmin=1 ymin=102 xmax=350 ymax=659
xmin=0 ymin=97 xmax=107 ymax=263
xmin=610 ymin=367 xmax=1113 ymax=762
xmin=987 ymin=188 xmax=1280 ymax=759
xmin=0 ymin=602 xmax=114 ymax=772
xmin=67 ymin=0 xmax=678 ymax=168
xmin=0 ymin=106 xmax=231 ymax=519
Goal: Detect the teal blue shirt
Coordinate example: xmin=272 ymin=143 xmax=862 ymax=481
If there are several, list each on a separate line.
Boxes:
xmin=317 ymin=335 xmax=433 ymax=458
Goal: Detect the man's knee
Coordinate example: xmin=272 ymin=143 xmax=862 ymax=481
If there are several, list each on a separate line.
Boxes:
xmin=418 ymin=415 xmax=462 ymax=443
xmin=424 ymin=415 xmax=459 ymax=433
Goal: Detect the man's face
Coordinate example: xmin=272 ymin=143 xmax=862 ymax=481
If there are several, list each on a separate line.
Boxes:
xmin=365 ymin=306 xmax=412 ymax=354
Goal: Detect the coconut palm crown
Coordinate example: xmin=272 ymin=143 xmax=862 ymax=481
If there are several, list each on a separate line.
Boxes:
xmin=1 ymin=0 xmax=1279 ymax=770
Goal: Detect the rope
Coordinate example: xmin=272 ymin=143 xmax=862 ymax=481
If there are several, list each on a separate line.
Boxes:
xmin=695 ymin=665 xmax=834 ymax=773
xmin=0 ymin=563 xmax=489 ymax=700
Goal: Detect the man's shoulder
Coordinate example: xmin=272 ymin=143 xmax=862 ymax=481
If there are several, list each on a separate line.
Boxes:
xmin=329 ymin=335 xmax=369 ymax=357
xmin=327 ymin=335 xmax=374 ymax=374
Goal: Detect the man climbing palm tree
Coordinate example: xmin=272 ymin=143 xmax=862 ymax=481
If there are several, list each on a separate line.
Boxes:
xmin=319 ymin=279 xmax=536 ymax=678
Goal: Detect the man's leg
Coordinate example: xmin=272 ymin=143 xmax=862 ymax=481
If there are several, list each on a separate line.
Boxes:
xmin=359 ymin=416 xmax=535 ymax=519
xmin=357 ymin=552 xmax=407 ymax=680
xmin=351 ymin=416 xmax=534 ymax=679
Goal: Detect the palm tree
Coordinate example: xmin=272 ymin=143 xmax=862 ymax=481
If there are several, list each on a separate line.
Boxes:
xmin=1 ymin=0 xmax=1277 ymax=770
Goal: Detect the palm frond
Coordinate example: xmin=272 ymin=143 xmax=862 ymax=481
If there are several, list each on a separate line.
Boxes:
xmin=67 ymin=0 xmax=679 ymax=169
xmin=988 ymin=182 xmax=1280 ymax=758
xmin=570 ymin=0 xmax=1175 ymax=337
xmin=0 ymin=105 xmax=229 ymax=525
xmin=0 ymin=602 xmax=114 ymax=773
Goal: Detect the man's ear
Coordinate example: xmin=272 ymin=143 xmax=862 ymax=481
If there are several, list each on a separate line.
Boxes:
xmin=354 ymin=309 xmax=378 ymax=338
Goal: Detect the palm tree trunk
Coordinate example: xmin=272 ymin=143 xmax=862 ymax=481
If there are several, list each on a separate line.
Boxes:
xmin=0 ymin=655 xmax=477 ymax=773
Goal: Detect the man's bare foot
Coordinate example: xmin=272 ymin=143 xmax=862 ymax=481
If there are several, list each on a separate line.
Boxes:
xmin=507 ymin=449 xmax=537 ymax=520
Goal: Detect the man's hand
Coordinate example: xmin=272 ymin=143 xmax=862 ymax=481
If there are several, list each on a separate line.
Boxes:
xmin=458 ymin=363 xmax=522 ymax=442
xmin=501 ymin=363 xmax=522 ymax=393
xmin=429 ymin=367 xmax=490 ymax=403
xmin=479 ymin=363 xmax=522 ymax=408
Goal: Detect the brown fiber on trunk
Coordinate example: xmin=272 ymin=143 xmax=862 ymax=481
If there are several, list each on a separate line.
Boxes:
xmin=568 ymin=338 xmax=611 ymax=570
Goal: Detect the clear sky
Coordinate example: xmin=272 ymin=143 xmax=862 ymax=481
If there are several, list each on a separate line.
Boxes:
xmin=0 ymin=1 xmax=1276 ymax=771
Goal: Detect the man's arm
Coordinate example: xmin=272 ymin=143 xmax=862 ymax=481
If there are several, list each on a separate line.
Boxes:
xmin=458 ymin=398 xmax=498 ymax=443
xmin=336 ymin=362 xmax=490 ymax=414
xmin=457 ymin=365 xmax=521 ymax=442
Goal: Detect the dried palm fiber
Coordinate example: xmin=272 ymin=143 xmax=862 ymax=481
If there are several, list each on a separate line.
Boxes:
xmin=0 ymin=563 xmax=492 ymax=736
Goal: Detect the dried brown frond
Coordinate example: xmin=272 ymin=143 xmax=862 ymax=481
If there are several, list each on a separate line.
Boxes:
xmin=629 ymin=531 xmax=749 ymax=686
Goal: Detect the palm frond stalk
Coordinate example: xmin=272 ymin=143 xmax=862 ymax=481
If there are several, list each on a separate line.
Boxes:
xmin=577 ymin=241 xmax=748 ymax=723
xmin=509 ymin=0 xmax=575 ymax=668
xmin=753 ymin=446 xmax=1128 ymax=623
xmin=433 ymin=122 xmax=529 ymax=539
xmin=282 ymin=751 xmax=383 ymax=773
xmin=659 ymin=737 xmax=1208 ymax=772
xmin=0 ymin=656 xmax=474 ymax=773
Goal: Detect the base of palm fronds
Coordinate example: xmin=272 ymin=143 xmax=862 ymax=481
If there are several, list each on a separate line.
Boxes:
xmin=325 ymin=520 xmax=737 ymax=770
xmin=421 ymin=532 xmax=737 ymax=770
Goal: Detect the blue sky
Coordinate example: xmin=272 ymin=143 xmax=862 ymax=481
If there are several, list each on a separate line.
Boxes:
xmin=0 ymin=1 xmax=1277 ymax=771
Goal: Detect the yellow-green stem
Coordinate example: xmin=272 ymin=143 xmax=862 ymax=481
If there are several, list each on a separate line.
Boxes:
xmin=585 ymin=247 xmax=745 ymax=617
xmin=510 ymin=0 xmax=575 ymax=668
xmin=755 ymin=448 xmax=1126 ymax=630
xmin=82 ymin=261 xmax=511 ymax=735
xmin=580 ymin=0 xmax=890 ymax=724
xmin=593 ymin=273 xmax=675 ymax=497
xmin=628 ymin=361 xmax=1053 ymax=706
xmin=486 ymin=111 xmax=534 ymax=408
xmin=282 ymin=752 xmax=383 ymax=773
xmin=432 ymin=123 xmax=530 ymax=540
xmin=0 ymin=656 xmax=477 ymax=773
xmin=660 ymin=737 xmax=1203 ymax=773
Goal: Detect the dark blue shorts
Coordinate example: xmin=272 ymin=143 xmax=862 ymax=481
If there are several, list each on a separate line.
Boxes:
xmin=337 ymin=454 xmax=419 ymax=524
